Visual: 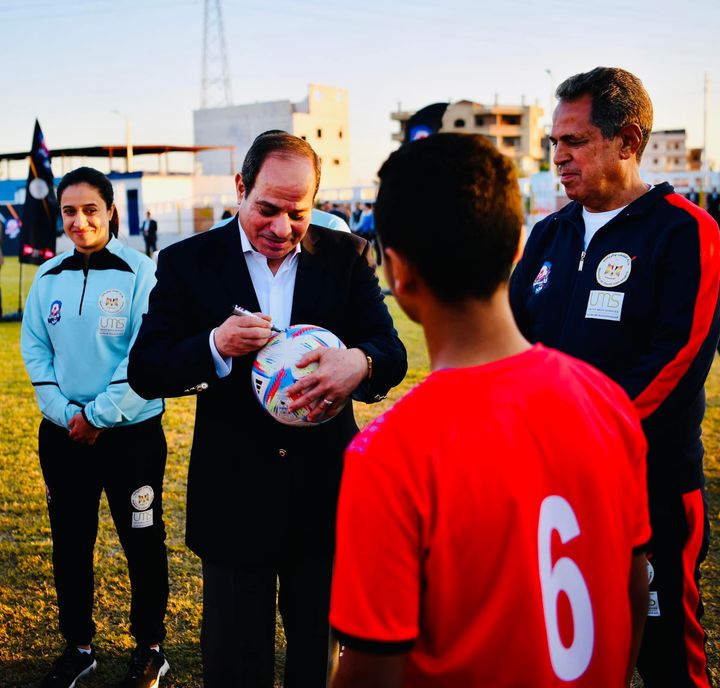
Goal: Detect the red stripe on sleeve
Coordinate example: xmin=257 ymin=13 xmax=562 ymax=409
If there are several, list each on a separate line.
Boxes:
xmin=681 ymin=489 xmax=711 ymax=687
xmin=633 ymin=194 xmax=720 ymax=419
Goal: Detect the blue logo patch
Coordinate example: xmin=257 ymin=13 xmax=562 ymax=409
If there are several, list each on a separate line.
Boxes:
xmin=47 ymin=300 xmax=62 ymax=325
xmin=409 ymin=125 xmax=432 ymax=141
xmin=532 ymin=262 xmax=552 ymax=294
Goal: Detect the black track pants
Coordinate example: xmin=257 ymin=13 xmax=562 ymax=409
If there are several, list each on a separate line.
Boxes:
xmin=637 ymin=487 xmax=712 ymax=687
xmin=39 ymin=415 xmax=168 ymax=646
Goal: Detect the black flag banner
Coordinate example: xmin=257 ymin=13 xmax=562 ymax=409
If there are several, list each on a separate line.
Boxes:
xmin=19 ymin=120 xmax=59 ymax=265
xmin=403 ymin=103 xmax=449 ymax=144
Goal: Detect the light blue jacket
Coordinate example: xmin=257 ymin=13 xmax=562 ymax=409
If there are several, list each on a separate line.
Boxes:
xmin=21 ymin=236 xmax=163 ymax=429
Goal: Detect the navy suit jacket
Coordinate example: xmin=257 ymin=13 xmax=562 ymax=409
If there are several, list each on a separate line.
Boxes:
xmin=128 ymin=220 xmax=407 ymax=565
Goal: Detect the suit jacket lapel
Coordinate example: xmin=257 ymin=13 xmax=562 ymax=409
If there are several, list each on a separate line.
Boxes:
xmin=291 ymin=227 xmax=329 ymax=324
xmin=214 ymin=218 xmax=261 ymax=314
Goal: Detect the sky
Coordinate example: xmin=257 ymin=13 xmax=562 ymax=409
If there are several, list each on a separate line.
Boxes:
xmin=1 ymin=0 xmax=719 ymax=185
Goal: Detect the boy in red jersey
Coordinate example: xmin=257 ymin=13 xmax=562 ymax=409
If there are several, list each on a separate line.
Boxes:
xmin=329 ymin=133 xmax=650 ymax=687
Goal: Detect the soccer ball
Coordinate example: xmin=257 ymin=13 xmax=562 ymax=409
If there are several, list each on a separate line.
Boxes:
xmin=252 ymin=324 xmax=347 ymax=426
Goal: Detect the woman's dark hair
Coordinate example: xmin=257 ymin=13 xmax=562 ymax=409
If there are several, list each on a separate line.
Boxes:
xmin=57 ymin=166 xmax=119 ymax=237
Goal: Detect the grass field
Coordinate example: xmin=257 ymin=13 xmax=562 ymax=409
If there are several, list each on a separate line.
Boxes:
xmin=1 ymin=254 xmax=719 ymax=686
xmin=0 ymin=257 xmax=427 ymax=687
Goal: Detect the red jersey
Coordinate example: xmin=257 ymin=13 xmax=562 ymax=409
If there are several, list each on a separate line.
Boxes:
xmin=330 ymin=345 xmax=650 ymax=687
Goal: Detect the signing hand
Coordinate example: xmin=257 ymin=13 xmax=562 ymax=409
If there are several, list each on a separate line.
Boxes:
xmin=287 ymin=347 xmax=368 ymax=422
xmin=214 ymin=311 xmax=274 ymax=358
xmin=68 ymin=412 xmax=103 ymax=445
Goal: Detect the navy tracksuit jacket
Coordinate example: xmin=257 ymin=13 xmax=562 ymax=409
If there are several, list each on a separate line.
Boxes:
xmin=510 ymin=181 xmax=720 ymax=686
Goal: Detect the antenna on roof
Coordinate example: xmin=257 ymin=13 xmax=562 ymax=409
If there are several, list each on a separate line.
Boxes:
xmin=201 ymin=0 xmax=233 ymax=108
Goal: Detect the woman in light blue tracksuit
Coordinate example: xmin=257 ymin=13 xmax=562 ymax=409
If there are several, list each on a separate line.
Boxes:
xmin=21 ymin=167 xmax=170 ymax=688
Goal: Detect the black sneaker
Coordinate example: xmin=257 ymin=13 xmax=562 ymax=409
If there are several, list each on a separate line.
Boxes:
xmin=119 ymin=646 xmax=170 ymax=688
xmin=40 ymin=646 xmax=96 ymax=688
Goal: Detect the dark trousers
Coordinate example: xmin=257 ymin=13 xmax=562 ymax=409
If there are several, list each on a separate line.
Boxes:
xmin=38 ymin=415 xmax=168 ymax=646
xmin=144 ymin=235 xmax=156 ymax=257
xmin=201 ymin=556 xmax=336 ymax=688
xmin=637 ymin=487 xmax=712 ymax=687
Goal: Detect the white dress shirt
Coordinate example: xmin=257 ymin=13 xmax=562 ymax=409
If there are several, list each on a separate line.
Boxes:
xmin=210 ymin=218 xmax=301 ymax=377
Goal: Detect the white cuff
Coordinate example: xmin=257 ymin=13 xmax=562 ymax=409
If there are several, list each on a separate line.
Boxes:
xmin=210 ymin=329 xmax=232 ymax=378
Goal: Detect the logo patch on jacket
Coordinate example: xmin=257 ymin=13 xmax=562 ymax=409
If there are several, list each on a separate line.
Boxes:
xmin=47 ymin=300 xmax=62 ymax=325
xmin=596 ymin=252 xmax=632 ymax=288
xmin=99 ymin=289 xmax=126 ymax=314
xmin=532 ymin=262 xmax=552 ymax=294
xmin=98 ymin=316 xmax=127 ymax=336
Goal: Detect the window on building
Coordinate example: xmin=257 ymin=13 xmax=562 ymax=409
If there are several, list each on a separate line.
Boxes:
xmin=501 ymin=115 xmax=521 ymax=125
xmin=317 ymin=128 xmax=322 ymax=138
xmin=333 ymin=159 xmax=341 ymax=166
xmin=338 ymin=129 xmax=343 ymax=139
xmin=474 ymin=115 xmax=485 ymax=126
xmin=454 ymin=118 xmax=466 ymax=128
xmin=653 ymin=143 xmax=658 ymax=149
xmin=653 ymin=158 xmax=659 ymax=165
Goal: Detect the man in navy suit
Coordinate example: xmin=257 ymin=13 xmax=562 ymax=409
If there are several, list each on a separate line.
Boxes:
xmin=141 ymin=211 xmax=158 ymax=257
xmin=128 ymin=131 xmax=407 ymax=688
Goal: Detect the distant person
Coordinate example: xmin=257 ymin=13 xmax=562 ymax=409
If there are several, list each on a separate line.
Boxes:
xmin=141 ymin=210 xmax=158 ymax=257
xmin=707 ymin=186 xmax=720 ymax=224
xmin=330 ymin=203 xmax=349 ymax=223
xmin=352 ymin=203 xmax=375 ymax=240
xmin=311 ymin=208 xmax=351 ymax=232
xmin=21 ymin=167 xmax=170 ymax=688
xmin=353 ymin=203 xmax=381 ymax=265
xmin=511 ymin=66 xmax=720 ymax=686
xmin=687 ymin=186 xmax=700 ymax=205
xmin=350 ymin=202 xmax=363 ymax=231
xmin=330 ymin=133 xmax=650 ymax=687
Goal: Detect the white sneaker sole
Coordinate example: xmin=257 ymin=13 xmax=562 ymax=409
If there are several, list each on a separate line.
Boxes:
xmin=148 ymin=659 xmax=170 ymax=688
xmin=68 ymin=660 xmax=97 ymax=688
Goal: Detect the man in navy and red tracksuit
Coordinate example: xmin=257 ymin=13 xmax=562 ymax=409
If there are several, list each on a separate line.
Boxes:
xmin=511 ymin=67 xmax=720 ymax=687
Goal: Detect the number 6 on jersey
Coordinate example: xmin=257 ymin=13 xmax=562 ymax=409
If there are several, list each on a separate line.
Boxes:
xmin=538 ymin=495 xmax=595 ymax=681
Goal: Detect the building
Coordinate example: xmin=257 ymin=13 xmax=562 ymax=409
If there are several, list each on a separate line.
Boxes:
xmin=0 ymin=146 xmax=240 ymax=242
xmin=194 ymin=83 xmax=351 ymax=189
xmin=391 ymin=99 xmax=545 ymax=175
xmin=641 ymin=129 xmax=689 ymax=174
xmin=640 ymin=129 xmax=702 ymax=174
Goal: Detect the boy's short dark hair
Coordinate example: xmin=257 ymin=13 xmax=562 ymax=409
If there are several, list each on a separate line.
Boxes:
xmin=375 ymin=134 xmax=522 ymax=302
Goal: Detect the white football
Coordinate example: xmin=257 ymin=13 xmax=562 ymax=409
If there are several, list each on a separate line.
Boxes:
xmin=251 ymin=324 xmax=346 ymax=426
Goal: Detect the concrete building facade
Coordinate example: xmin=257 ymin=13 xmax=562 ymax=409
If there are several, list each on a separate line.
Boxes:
xmin=391 ymin=100 xmax=545 ymax=175
xmin=641 ymin=129 xmax=689 ymax=174
xmin=194 ymin=83 xmax=351 ymax=190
